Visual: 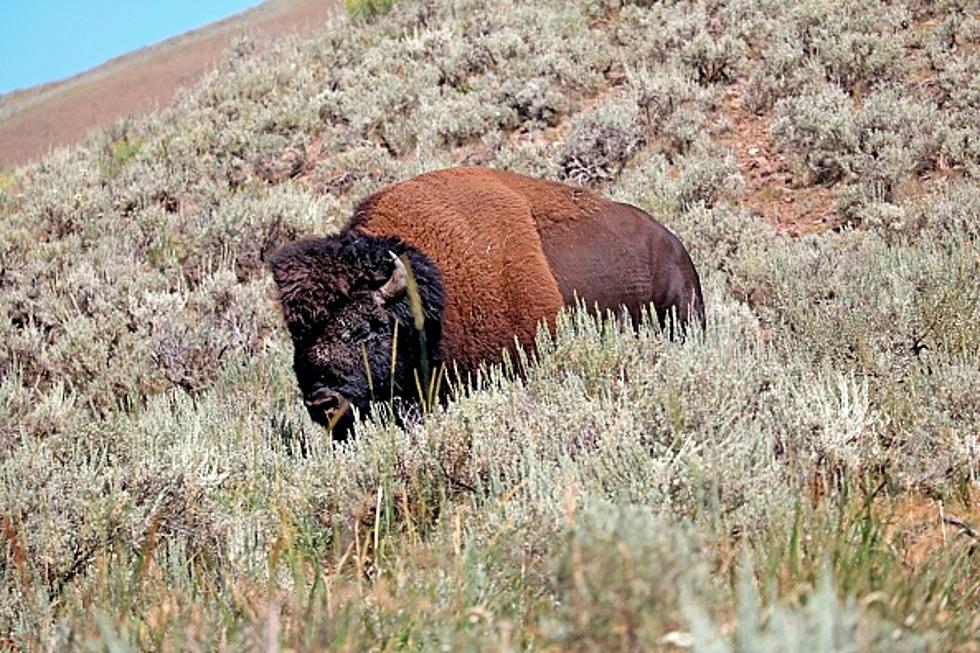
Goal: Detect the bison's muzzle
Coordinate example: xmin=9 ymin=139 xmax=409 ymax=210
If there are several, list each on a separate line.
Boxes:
xmin=304 ymin=384 xmax=355 ymax=434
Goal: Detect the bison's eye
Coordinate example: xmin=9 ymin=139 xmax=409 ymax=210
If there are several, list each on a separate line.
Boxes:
xmin=340 ymin=325 xmax=369 ymax=344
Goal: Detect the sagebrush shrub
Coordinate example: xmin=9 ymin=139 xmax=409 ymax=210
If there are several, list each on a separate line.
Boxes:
xmin=559 ymin=95 xmax=645 ymax=183
xmin=680 ymin=32 xmax=745 ymax=85
xmin=772 ymin=83 xmax=857 ymax=184
xmin=615 ymin=3 xmax=707 ymax=67
xmin=627 ymin=67 xmax=711 ymax=157
xmin=1 ymin=0 xmax=978 ymax=648
xmin=346 ymin=0 xmax=397 ymax=18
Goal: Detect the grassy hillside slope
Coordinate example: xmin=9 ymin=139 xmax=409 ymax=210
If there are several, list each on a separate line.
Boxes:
xmin=0 ymin=0 xmax=978 ymax=649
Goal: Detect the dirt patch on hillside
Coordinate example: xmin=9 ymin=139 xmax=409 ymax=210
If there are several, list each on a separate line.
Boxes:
xmin=882 ymin=488 xmax=980 ymax=569
xmin=714 ymin=86 xmax=842 ymax=236
xmin=0 ymin=0 xmax=341 ymax=170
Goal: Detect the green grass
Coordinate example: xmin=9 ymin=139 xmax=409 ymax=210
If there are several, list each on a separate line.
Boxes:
xmin=1 ymin=0 xmax=978 ymax=649
xmin=345 ymin=0 xmax=397 ymax=19
xmin=98 ymin=137 xmax=145 ymax=178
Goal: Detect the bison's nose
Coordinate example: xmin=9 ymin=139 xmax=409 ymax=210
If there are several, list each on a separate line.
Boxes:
xmin=305 ymin=386 xmax=347 ymax=411
xmin=305 ymin=386 xmax=351 ymax=427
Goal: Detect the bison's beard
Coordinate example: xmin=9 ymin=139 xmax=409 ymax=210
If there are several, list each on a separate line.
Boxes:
xmin=301 ymin=349 xmax=443 ymax=440
xmin=300 ymin=357 xmax=417 ymax=440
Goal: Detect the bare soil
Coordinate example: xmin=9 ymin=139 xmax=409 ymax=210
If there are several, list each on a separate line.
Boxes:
xmin=714 ymin=85 xmax=843 ymax=236
xmin=0 ymin=0 xmax=341 ymax=170
xmin=883 ymin=488 xmax=980 ymax=571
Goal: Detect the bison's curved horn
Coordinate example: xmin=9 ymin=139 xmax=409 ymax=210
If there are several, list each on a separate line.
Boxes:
xmin=376 ymin=251 xmax=408 ymax=302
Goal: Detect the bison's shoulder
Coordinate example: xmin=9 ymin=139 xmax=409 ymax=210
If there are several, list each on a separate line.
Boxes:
xmin=346 ymin=167 xmax=572 ymax=368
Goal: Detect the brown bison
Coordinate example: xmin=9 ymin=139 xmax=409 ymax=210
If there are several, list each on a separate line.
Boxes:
xmin=270 ymin=167 xmax=703 ymax=438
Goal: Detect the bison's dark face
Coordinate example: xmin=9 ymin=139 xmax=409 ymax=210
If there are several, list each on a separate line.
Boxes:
xmin=269 ymin=233 xmax=445 ymax=439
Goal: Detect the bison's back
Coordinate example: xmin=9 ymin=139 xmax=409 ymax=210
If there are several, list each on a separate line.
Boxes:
xmin=350 ymin=167 xmax=591 ymax=368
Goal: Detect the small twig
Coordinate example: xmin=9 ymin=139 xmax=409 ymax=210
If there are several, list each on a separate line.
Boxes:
xmin=438 ymin=459 xmax=476 ymax=494
xmin=943 ymin=517 xmax=979 ymax=543
xmin=867 ymin=477 xmax=888 ymax=503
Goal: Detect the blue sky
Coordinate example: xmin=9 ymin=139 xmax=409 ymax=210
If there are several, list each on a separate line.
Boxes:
xmin=0 ymin=0 xmax=262 ymax=94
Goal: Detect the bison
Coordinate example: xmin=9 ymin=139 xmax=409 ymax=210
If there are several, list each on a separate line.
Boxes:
xmin=270 ymin=167 xmax=704 ymax=438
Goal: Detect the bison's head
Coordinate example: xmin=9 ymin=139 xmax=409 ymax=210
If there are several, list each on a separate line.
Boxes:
xmin=269 ymin=233 xmax=445 ymax=439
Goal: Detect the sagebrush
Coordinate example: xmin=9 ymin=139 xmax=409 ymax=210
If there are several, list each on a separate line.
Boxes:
xmin=1 ymin=0 xmax=978 ymax=650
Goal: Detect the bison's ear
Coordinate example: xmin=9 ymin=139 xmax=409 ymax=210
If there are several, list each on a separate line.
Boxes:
xmin=269 ymin=239 xmax=349 ymax=338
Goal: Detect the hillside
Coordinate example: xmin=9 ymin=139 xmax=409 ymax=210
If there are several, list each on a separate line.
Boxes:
xmin=1 ymin=0 xmax=978 ymax=649
xmin=0 ymin=0 xmax=340 ymax=169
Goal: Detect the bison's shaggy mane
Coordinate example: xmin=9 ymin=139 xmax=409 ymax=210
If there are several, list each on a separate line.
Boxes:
xmin=269 ymin=232 xmax=445 ymax=345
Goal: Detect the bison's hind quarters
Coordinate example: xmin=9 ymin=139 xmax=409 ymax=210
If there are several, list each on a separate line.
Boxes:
xmin=657 ymin=270 xmax=706 ymax=342
xmin=537 ymin=197 xmax=705 ymax=342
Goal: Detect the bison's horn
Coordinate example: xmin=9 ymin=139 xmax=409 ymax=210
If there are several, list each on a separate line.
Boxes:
xmin=376 ymin=251 xmax=408 ymax=302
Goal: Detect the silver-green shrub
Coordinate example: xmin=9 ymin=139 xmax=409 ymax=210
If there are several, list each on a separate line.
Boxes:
xmin=1 ymin=0 xmax=978 ymax=649
xmin=559 ymin=94 xmax=646 ymax=183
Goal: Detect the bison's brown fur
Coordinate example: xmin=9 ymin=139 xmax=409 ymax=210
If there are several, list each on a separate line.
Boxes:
xmin=271 ymin=167 xmax=704 ymax=437
xmin=351 ymin=167 xmax=703 ymax=363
